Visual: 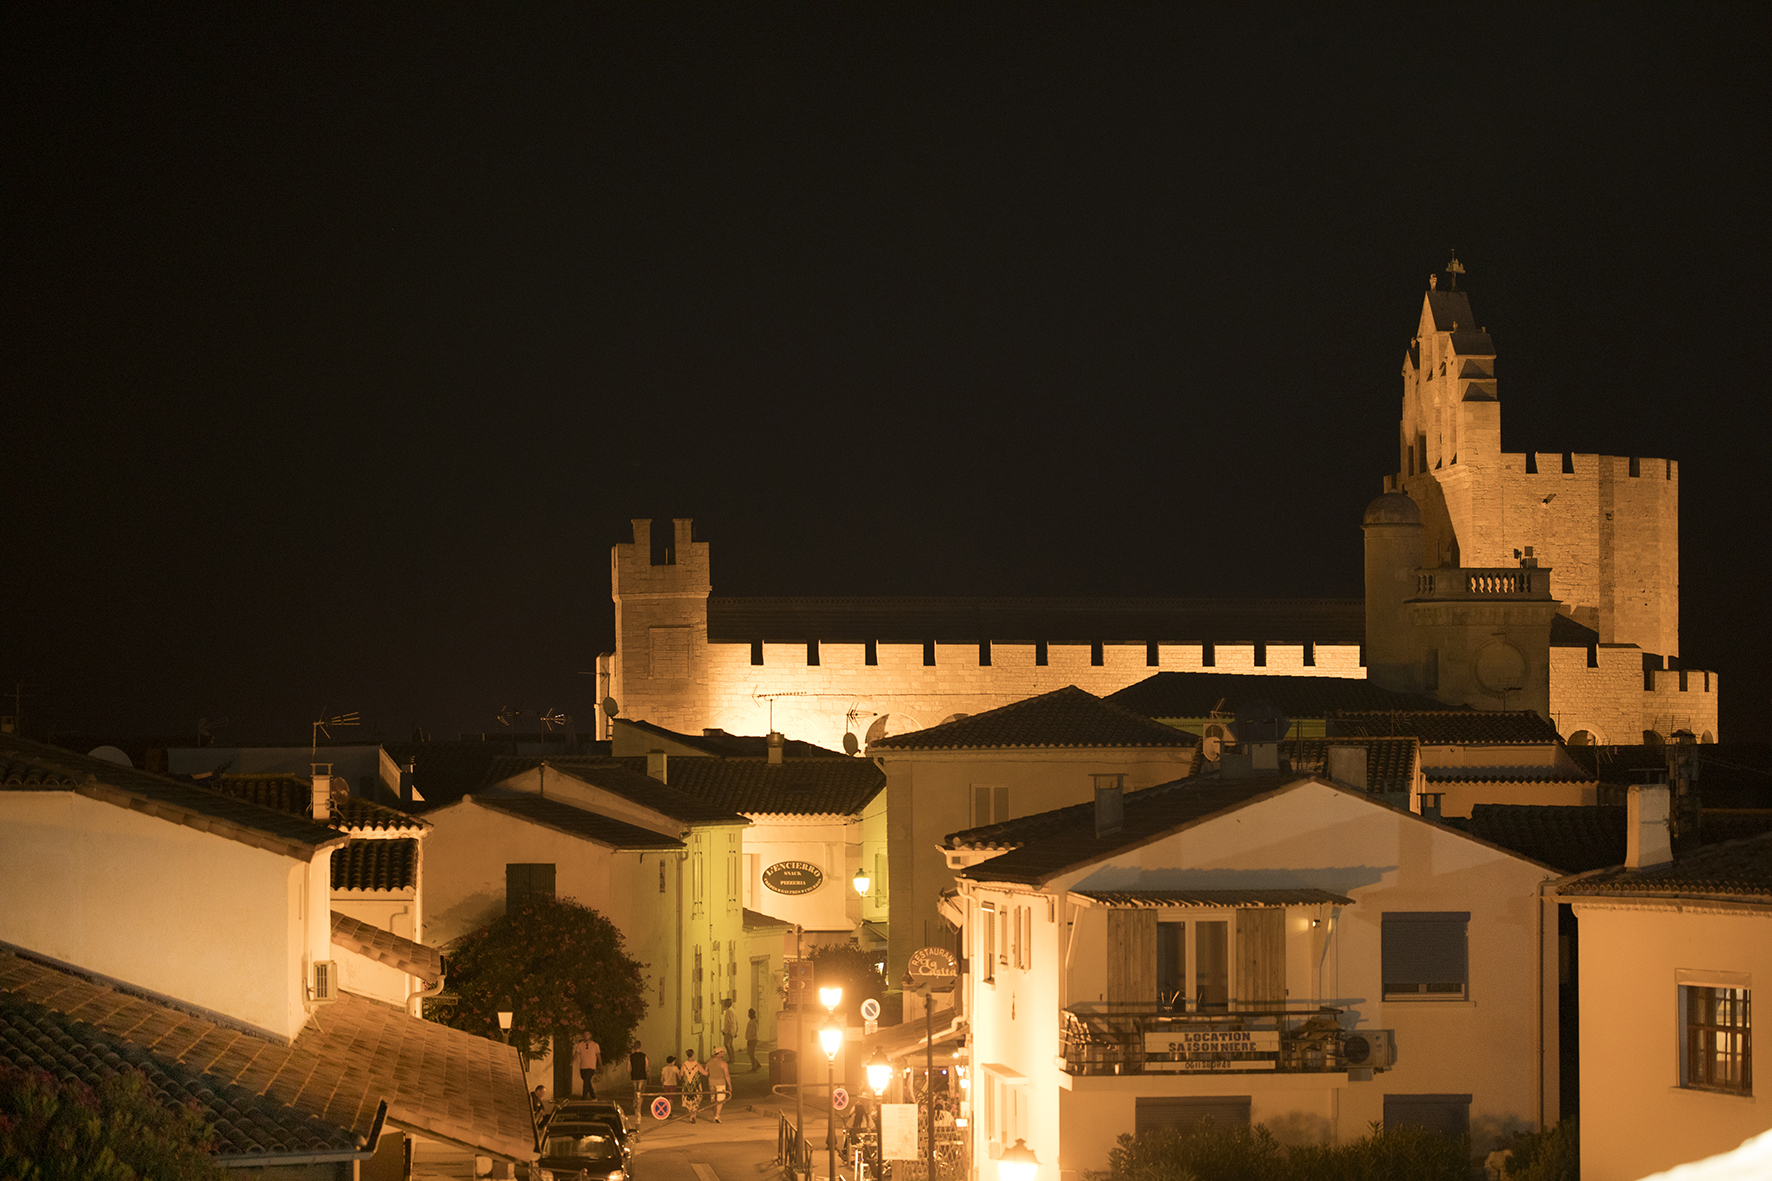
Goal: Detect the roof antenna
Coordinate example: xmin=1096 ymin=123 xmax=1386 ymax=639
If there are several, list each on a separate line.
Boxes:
xmin=311 ymin=710 xmax=360 ymax=757
xmin=1444 ymin=252 xmax=1465 ymax=290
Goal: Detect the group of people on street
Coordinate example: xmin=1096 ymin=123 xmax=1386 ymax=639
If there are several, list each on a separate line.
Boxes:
xmin=550 ymin=997 xmax=765 ymax=1127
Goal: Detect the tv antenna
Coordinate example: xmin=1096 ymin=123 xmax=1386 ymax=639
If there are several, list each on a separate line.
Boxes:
xmin=496 ymin=706 xmax=525 ymax=728
xmin=1444 ymin=252 xmax=1466 ymax=290
xmin=311 ymin=710 xmax=360 ymax=756
xmin=538 ymin=709 xmax=568 ymax=732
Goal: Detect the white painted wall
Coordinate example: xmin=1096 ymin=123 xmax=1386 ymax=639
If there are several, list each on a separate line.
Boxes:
xmin=0 ymin=791 xmax=324 ymax=1041
xmin=1568 ymin=901 xmax=1772 ymax=1181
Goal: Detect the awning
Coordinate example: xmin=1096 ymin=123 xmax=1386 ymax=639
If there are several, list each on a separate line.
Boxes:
xmin=859 ymin=1009 xmax=967 ymax=1064
xmin=1070 ymin=888 xmax=1352 ymax=908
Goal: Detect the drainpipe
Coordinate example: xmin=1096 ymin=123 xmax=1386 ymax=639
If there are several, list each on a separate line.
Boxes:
xmin=676 ymin=850 xmax=686 ymax=1065
xmin=408 ymin=971 xmax=447 ymax=1018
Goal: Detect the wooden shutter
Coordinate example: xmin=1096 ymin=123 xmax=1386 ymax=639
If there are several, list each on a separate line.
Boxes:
xmin=1106 ymin=909 xmax=1158 ymax=1003
xmin=1234 ymin=908 xmax=1285 ymax=1008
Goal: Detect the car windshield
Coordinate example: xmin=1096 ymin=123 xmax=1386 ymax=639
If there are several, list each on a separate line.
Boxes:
xmin=543 ymin=1129 xmax=617 ymax=1160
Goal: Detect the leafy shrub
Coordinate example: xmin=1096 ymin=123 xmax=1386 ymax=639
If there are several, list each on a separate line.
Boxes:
xmin=1502 ymin=1119 xmax=1578 ymax=1181
xmin=808 ymin=944 xmax=887 ymax=1024
xmin=1092 ymin=1118 xmax=1470 ymax=1181
xmin=0 ymin=1062 xmax=226 ymax=1180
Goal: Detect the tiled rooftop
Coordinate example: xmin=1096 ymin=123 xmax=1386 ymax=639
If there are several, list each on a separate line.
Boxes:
xmin=870 ymin=686 xmax=1202 ymax=752
xmin=611 ymin=754 xmax=884 ymax=816
xmin=330 ymin=912 xmax=443 ymax=983
xmin=210 ymin=773 xmax=428 ymax=833
xmin=1326 ymin=710 xmax=1561 ymax=744
xmin=332 ymin=838 xmax=419 ymax=891
xmin=1422 ymin=767 xmax=1592 ymax=784
xmin=0 ymin=734 xmax=345 ymax=859
xmin=469 ymin=794 xmax=687 ymax=849
xmin=1106 ymin=673 xmax=1447 ymax=721
xmin=1073 ymin=888 xmax=1353 ymax=908
xmin=0 ymin=949 xmax=534 ymax=1161
xmin=706 ymin=595 xmax=1366 ymax=645
xmin=1280 ymin=737 xmax=1418 ymax=794
xmin=380 ymin=741 xmax=512 ymax=809
xmin=618 ymin=719 xmax=845 ymax=759
xmin=1464 ymin=804 xmax=1626 ymax=873
xmin=1560 ymin=831 xmax=1772 ymax=903
xmin=478 ymin=758 xmax=749 ymax=826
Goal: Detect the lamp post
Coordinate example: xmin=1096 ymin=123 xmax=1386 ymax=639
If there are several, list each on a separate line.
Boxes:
xmin=900 ymin=973 xmax=935 ymax=1181
xmin=865 ymin=1048 xmax=891 ymax=1181
xmin=819 ymin=1017 xmax=843 ymax=1181
xmin=497 ymin=1004 xmax=514 ymax=1046
xmin=997 ymin=1139 xmax=1039 ymax=1181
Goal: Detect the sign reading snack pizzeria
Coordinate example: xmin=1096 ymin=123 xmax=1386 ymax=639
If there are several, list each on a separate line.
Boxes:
xmin=763 ymin=860 xmax=824 ymax=895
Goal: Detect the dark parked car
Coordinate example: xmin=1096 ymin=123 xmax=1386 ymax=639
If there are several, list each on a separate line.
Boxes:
xmin=554 ymin=1097 xmax=637 ymax=1134
xmin=533 ymin=1119 xmax=627 ymax=1181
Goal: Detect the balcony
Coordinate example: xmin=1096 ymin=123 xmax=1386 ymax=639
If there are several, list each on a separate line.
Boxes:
xmin=1060 ymin=1003 xmax=1349 ymax=1076
xmin=1414 ymin=566 xmax=1551 ymax=600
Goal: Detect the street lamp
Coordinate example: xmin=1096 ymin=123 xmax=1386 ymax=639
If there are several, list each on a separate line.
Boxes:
xmin=866 ymin=1048 xmax=892 ymax=1181
xmin=901 ymin=972 xmax=936 ymax=1181
xmin=997 ymin=1139 xmax=1039 ymax=1181
xmin=820 ymin=1017 xmax=843 ymax=1181
xmin=497 ymin=1004 xmax=514 ymax=1045
xmin=853 ymin=869 xmax=871 ymax=896
xmin=819 ymin=985 xmax=844 ymax=1012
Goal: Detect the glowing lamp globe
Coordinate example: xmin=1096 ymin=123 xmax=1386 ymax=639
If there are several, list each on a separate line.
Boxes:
xmin=853 ymin=870 xmax=871 ymax=896
xmin=818 ymin=1018 xmax=843 ymax=1061
xmin=497 ymin=1008 xmax=513 ymax=1032
xmin=866 ymin=1048 xmax=892 ymax=1095
xmin=997 ymin=1139 xmax=1039 ymax=1181
xmin=819 ymin=985 xmax=843 ymax=1011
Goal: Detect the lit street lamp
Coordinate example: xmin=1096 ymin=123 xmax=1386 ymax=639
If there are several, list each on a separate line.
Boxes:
xmin=820 ymin=1017 xmax=844 ymax=1181
xmin=997 ymin=1138 xmax=1039 ymax=1181
xmin=819 ymin=985 xmax=844 ymax=1012
xmin=866 ymin=1048 xmax=892 ymax=1181
xmin=853 ymin=869 xmax=871 ymax=896
xmin=497 ymin=1004 xmax=513 ymax=1046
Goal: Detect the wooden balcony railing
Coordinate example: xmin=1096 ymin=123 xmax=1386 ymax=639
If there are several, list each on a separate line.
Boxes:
xmin=1060 ymin=1003 xmax=1349 ymax=1076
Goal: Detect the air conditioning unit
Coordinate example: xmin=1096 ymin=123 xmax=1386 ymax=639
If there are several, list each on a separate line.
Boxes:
xmin=1342 ymin=1029 xmax=1395 ymax=1069
xmin=310 ymin=960 xmax=339 ymax=1004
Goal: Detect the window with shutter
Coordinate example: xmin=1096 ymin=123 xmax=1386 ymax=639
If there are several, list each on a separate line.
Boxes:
xmin=1383 ymin=1094 xmax=1471 ymax=1137
xmin=505 ymin=863 xmax=556 ymax=912
xmin=1382 ymin=912 xmax=1470 ymax=999
xmin=1157 ymin=921 xmax=1186 ymax=1005
xmin=1106 ymin=909 xmax=1158 ymax=1003
xmin=1135 ymin=1096 xmax=1251 ymax=1134
xmin=980 ymin=903 xmax=996 ymax=984
xmin=1235 ymin=908 xmax=1286 ymax=1007
xmin=971 ymin=785 xmax=1010 ymax=827
xmin=1195 ymin=921 xmax=1229 ymax=1010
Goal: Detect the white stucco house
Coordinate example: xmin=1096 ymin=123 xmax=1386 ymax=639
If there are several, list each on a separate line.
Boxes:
xmin=944 ymin=761 xmax=1562 ymax=1177
xmin=1558 ymin=790 xmax=1772 ymax=1181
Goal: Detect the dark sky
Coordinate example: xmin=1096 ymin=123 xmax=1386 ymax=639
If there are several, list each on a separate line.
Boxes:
xmin=5 ymin=4 xmax=1769 ymax=745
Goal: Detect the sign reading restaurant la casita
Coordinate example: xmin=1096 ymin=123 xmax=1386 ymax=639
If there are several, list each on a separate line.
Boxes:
xmin=1143 ymin=1030 xmax=1279 ymax=1072
xmin=763 ymin=860 xmax=824 ymax=895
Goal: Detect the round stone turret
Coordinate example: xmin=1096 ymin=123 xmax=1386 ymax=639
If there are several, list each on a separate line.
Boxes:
xmin=1362 ymin=492 xmax=1422 ymax=527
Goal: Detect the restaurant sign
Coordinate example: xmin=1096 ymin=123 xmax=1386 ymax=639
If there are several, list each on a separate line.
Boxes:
xmin=1143 ymin=1029 xmax=1280 ymax=1072
xmin=763 ymin=860 xmax=824 ymax=895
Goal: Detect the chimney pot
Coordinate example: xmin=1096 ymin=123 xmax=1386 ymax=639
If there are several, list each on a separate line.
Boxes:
xmin=1092 ymin=774 xmax=1126 ymax=837
xmin=766 ymin=732 xmax=785 ymax=765
xmin=309 ymin=764 xmax=332 ymax=822
xmin=1627 ymin=782 xmax=1673 ymax=869
xmin=646 ymin=750 xmax=668 ymax=784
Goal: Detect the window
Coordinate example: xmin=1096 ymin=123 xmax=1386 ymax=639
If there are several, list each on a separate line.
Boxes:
xmin=1034 ymin=641 xmax=1048 ymax=666
xmin=865 ymin=640 xmax=878 ymax=666
xmin=659 ymin=860 xmax=667 ymax=893
xmin=972 ymin=785 xmax=1010 ymax=827
xmin=980 ymin=904 xmax=996 ymax=984
xmin=505 ymin=863 xmax=556 ymax=912
xmin=1383 ymin=912 xmax=1469 ymax=999
xmin=1146 ymin=641 xmax=1159 ymax=667
xmin=750 ymin=640 xmax=764 ymax=666
xmin=1202 ymin=642 xmax=1216 ymax=668
xmin=1195 ymin=920 xmax=1228 ymax=1010
xmin=807 ymin=640 xmax=820 ymax=666
xmin=1136 ymin=1096 xmax=1250 ymax=1134
xmin=979 ymin=641 xmax=992 ymax=667
xmin=1010 ymin=905 xmax=1022 ymax=968
xmin=1383 ymin=1095 xmax=1471 ymax=1137
xmin=923 ymin=640 xmax=936 ymax=667
xmin=1090 ymin=642 xmax=1104 ymax=667
xmin=1683 ymin=986 xmax=1752 ymax=1094
xmin=1157 ymin=921 xmax=1187 ymax=1004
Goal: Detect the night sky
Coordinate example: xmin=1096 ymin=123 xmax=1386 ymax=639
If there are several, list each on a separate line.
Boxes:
xmin=5 ymin=5 xmax=1768 ymax=746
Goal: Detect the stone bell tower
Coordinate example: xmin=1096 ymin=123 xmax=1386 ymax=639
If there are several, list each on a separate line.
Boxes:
xmin=601 ymin=518 xmax=711 ymax=737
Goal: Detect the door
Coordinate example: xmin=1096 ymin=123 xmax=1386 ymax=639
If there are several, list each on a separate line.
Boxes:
xmin=1235 ymin=908 xmax=1286 ymax=1008
xmin=1194 ymin=921 xmax=1228 ymax=1010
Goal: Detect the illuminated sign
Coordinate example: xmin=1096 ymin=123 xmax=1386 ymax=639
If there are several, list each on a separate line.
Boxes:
xmin=1142 ymin=1029 xmax=1280 ymax=1072
xmin=763 ymin=860 xmax=824 ymax=895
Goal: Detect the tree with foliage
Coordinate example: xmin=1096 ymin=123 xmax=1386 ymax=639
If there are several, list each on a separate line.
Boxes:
xmin=1094 ymin=1118 xmax=1471 ymax=1181
xmin=434 ymin=894 xmax=648 ymax=1066
xmin=808 ymin=943 xmax=887 ymax=1023
xmin=0 ymin=1063 xmax=227 ymax=1180
xmin=1501 ymin=1119 xmax=1578 ymax=1181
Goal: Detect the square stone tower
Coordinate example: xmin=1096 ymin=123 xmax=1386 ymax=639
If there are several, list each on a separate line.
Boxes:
xmin=606 ymin=518 xmax=711 ymax=735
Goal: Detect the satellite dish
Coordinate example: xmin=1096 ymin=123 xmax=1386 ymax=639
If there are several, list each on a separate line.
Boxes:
xmin=1201 ymin=735 xmax=1222 ymax=763
xmin=87 ymin=745 xmax=133 ymax=768
xmin=602 ymin=696 xmax=620 ymax=719
xmin=842 ymin=733 xmax=860 ymax=756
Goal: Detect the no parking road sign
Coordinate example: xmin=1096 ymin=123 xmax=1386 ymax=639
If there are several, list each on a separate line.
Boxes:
xmin=650 ymin=1096 xmax=672 ymax=1121
xmin=859 ymin=998 xmax=881 ymax=1022
xmin=832 ymin=1087 xmax=850 ymax=1111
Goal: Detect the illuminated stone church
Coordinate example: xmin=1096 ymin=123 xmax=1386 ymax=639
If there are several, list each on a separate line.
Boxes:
xmin=595 ymin=268 xmax=1717 ymax=750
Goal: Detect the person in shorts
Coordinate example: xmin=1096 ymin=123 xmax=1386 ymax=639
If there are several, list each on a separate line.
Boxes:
xmin=708 ymin=1047 xmax=732 ymax=1123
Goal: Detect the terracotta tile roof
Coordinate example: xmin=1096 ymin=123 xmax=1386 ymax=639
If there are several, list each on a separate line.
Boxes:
xmin=479 ymin=758 xmax=749 ymax=826
xmin=1280 ymin=737 xmax=1418 ymax=794
xmin=743 ymin=908 xmax=794 ymax=929
xmin=1326 ymin=710 xmax=1561 ymax=744
xmin=0 ymin=973 xmax=365 ymax=1161
xmin=0 ymin=950 xmax=534 ymax=1161
xmin=382 ymin=741 xmax=511 ymax=808
xmin=0 ymin=734 xmax=345 ymax=859
xmin=1073 ymin=888 xmax=1352 ymax=908
xmin=332 ymin=838 xmax=419 ymax=891
xmin=1464 ymin=804 xmax=1626 ymax=873
xmin=330 ymin=912 xmax=443 ymax=983
xmin=618 ymin=719 xmax=845 ymax=758
xmin=469 ymin=794 xmax=687 ymax=849
xmin=953 ymin=775 xmax=1302 ymax=884
xmin=1422 ymin=767 xmax=1592 ymax=784
xmin=706 ymin=596 xmax=1366 ymax=644
xmin=211 ymin=773 xmax=428 ymax=832
xmin=1559 ymin=832 xmax=1772 ymax=904
xmin=609 ymin=755 xmax=884 ymax=816
xmin=870 ymin=687 xmax=1201 ymax=752
xmin=1106 ymin=673 xmax=1447 ymax=721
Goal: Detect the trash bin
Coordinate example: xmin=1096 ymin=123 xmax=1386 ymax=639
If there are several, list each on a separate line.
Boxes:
xmin=770 ymin=1048 xmax=798 ymax=1087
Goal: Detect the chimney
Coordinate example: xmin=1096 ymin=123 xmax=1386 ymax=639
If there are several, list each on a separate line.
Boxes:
xmin=646 ymin=750 xmax=668 ymax=784
xmin=310 ymin=763 xmax=332 ymax=822
xmin=1627 ymin=781 xmax=1673 ymax=869
xmin=1326 ymin=745 xmax=1368 ymax=790
xmin=1092 ymin=773 xmax=1125 ymax=837
xmin=766 ymin=731 xmax=785 ymax=765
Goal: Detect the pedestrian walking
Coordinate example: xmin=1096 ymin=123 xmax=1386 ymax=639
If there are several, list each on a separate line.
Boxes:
xmin=707 ymin=1047 xmax=732 ymax=1123
xmin=660 ymin=1055 xmax=681 ymax=1105
xmin=681 ymin=1048 xmax=705 ymax=1123
xmin=628 ymin=1042 xmax=650 ymax=1099
xmin=745 ymin=1008 xmax=760 ymax=1072
xmin=573 ymin=1034 xmax=602 ymax=1098
xmin=720 ymin=997 xmax=738 ymax=1062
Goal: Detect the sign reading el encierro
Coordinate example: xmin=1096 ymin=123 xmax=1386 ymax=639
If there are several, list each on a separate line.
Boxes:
xmin=1143 ymin=1029 xmax=1280 ymax=1072
xmin=762 ymin=860 xmax=824 ymax=895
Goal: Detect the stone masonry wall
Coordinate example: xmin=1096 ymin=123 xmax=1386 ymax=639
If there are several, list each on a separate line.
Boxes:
xmin=1548 ymin=646 xmax=1719 ymax=745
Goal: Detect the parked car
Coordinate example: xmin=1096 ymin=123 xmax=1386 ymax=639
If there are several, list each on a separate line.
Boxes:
xmin=533 ymin=1119 xmax=627 ymax=1181
xmin=554 ymin=1097 xmax=638 ymax=1134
